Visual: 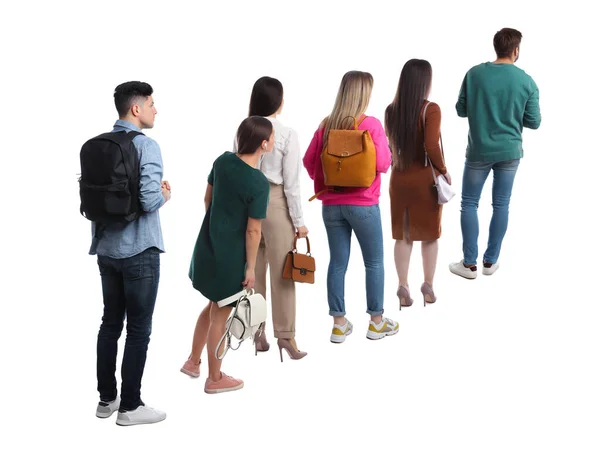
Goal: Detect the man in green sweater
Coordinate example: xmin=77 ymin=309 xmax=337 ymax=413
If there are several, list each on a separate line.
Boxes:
xmin=449 ymin=28 xmax=541 ymax=279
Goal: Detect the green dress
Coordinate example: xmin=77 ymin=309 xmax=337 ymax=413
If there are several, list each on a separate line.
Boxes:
xmin=189 ymin=152 xmax=270 ymax=302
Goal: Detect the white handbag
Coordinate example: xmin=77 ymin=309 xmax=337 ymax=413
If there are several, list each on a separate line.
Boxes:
xmin=423 ymin=102 xmax=455 ymax=205
xmin=216 ymin=288 xmax=267 ymax=360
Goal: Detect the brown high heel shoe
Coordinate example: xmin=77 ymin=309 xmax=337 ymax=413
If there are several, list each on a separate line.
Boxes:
xmin=421 ymin=282 xmax=437 ymax=306
xmin=277 ymin=338 xmax=307 ymax=362
xmin=254 ymin=323 xmax=270 ymax=355
xmin=397 ymin=285 xmax=413 ymax=310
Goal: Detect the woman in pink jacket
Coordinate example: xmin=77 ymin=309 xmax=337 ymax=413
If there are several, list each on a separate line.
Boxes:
xmin=303 ymin=70 xmax=398 ymax=344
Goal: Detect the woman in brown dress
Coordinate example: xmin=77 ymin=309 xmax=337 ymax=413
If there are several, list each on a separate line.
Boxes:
xmin=385 ymin=59 xmax=452 ymax=308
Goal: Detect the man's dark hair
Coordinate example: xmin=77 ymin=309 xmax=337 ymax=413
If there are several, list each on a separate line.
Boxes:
xmin=114 ymin=81 xmax=153 ymax=117
xmin=493 ymin=28 xmax=522 ymax=59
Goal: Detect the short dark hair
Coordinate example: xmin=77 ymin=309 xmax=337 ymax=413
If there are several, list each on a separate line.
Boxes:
xmin=493 ymin=28 xmax=522 ymax=58
xmin=236 ymin=116 xmax=273 ymax=155
xmin=114 ymin=81 xmax=153 ymax=117
xmin=248 ymin=76 xmax=284 ymax=117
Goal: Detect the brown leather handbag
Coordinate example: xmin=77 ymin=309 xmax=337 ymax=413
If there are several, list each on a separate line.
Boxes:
xmin=282 ymin=236 xmax=315 ymax=284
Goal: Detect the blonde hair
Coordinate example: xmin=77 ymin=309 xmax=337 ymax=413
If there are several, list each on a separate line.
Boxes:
xmin=322 ymin=71 xmax=374 ymax=148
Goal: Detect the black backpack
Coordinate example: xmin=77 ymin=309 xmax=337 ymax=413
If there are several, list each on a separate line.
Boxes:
xmin=79 ymin=130 xmax=144 ymax=224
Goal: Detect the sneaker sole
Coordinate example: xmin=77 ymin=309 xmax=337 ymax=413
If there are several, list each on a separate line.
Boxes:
xmin=180 ymin=367 xmax=200 ymax=378
xmin=116 ymin=415 xmax=166 ymax=426
xmin=204 ymin=382 xmax=244 ymax=394
xmin=449 ymin=267 xmax=477 ymax=279
xmin=366 ymin=328 xmax=399 ymax=340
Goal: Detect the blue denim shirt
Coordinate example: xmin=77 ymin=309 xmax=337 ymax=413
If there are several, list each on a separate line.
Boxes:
xmin=89 ymin=120 xmax=165 ymax=258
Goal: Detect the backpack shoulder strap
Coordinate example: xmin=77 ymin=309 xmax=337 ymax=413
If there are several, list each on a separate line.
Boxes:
xmin=126 ymin=130 xmax=144 ymax=139
xmin=357 ymin=115 xmax=367 ymax=127
xmin=117 ymin=130 xmax=144 ymax=142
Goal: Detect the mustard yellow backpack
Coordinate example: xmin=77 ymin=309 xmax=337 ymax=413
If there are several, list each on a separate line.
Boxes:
xmin=309 ymin=116 xmax=376 ymax=201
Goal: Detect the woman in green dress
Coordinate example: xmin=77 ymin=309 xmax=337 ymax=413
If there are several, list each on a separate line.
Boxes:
xmin=181 ymin=116 xmax=274 ymax=394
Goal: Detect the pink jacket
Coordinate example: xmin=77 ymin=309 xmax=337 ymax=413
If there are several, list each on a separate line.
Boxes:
xmin=302 ymin=115 xmax=392 ymax=206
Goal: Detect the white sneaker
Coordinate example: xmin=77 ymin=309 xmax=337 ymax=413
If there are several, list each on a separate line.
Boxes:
xmin=116 ymin=405 xmax=166 ymax=426
xmin=330 ymin=320 xmax=353 ymax=343
xmin=96 ymin=398 xmax=120 ymax=418
xmin=366 ymin=317 xmax=399 ymax=340
xmin=449 ymin=260 xmax=477 ymax=279
xmin=482 ymin=262 xmax=499 ymax=276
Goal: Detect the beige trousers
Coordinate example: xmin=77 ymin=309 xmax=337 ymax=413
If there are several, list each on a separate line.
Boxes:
xmin=255 ymin=184 xmax=297 ymax=339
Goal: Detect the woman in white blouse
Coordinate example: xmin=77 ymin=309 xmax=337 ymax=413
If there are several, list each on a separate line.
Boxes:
xmin=236 ymin=76 xmax=309 ymax=361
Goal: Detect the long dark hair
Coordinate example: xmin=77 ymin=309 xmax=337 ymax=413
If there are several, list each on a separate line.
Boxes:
xmin=236 ymin=116 xmax=273 ymax=155
xmin=385 ymin=59 xmax=432 ymax=170
xmin=248 ymin=76 xmax=283 ymax=117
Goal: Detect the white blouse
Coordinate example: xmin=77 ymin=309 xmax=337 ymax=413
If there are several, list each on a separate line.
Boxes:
xmin=233 ymin=117 xmax=304 ymax=228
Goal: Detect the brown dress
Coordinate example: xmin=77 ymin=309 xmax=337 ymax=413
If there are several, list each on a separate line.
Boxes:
xmin=388 ymin=101 xmax=447 ymax=241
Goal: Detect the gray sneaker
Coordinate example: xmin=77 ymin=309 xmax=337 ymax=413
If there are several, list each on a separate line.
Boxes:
xmin=96 ymin=399 xmax=120 ymax=418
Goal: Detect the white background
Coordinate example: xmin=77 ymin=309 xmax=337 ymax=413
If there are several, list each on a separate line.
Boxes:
xmin=1 ymin=0 xmax=598 ymax=447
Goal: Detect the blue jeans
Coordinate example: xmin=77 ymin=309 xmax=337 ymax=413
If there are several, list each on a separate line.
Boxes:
xmin=460 ymin=159 xmax=520 ymax=265
xmin=96 ymin=247 xmax=160 ymax=412
xmin=322 ymin=205 xmax=384 ymax=317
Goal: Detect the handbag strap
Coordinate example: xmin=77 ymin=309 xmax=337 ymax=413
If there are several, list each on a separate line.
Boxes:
xmin=216 ymin=290 xmax=254 ymax=360
xmin=292 ymin=236 xmax=311 ymax=256
xmin=340 ymin=115 xmax=367 ymax=130
xmin=422 ymin=101 xmax=445 ymax=183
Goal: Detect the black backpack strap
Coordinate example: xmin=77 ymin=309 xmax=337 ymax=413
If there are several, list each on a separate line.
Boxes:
xmin=125 ymin=130 xmax=144 ymax=139
xmin=122 ymin=130 xmax=145 ymax=161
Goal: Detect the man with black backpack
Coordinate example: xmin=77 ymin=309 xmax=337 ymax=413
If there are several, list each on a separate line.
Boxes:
xmin=80 ymin=81 xmax=170 ymax=426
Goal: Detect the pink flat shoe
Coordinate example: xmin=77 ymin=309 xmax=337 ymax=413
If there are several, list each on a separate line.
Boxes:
xmin=204 ymin=372 xmax=244 ymax=394
xmin=180 ymin=358 xmax=201 ymax=378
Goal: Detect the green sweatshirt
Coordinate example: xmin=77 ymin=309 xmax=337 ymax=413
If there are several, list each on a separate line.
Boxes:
xmin=456 ymin=62 xmax=541 ymax=162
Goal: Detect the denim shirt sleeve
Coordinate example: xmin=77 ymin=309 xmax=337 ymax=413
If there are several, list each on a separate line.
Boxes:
xmin=137 ymin=136 xmax=165 ymax=212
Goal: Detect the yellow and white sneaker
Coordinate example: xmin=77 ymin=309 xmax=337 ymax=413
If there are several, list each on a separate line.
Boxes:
xmin=330 ymin=320 xmax=353 ymax=343
xmin=366 ymin=317 xmax=399 ymax=340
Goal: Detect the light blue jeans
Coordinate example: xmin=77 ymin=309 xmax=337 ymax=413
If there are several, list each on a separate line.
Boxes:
xmin=460 ymin=159 xmax=520 ymax=265
xmin=322 ymin=205 xmax=384 ymax=317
